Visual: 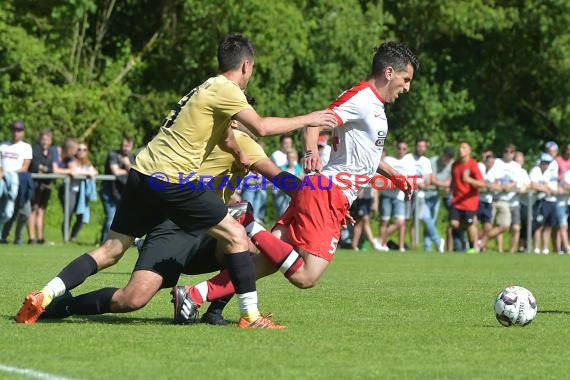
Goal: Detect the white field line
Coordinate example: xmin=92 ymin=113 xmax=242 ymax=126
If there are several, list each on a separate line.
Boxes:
xmin=0 ymin=364 xmax=72 ymax=380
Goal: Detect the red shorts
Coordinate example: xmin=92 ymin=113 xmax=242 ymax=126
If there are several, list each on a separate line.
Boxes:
xmin=274 ymin=174 xmax=349 ymax=261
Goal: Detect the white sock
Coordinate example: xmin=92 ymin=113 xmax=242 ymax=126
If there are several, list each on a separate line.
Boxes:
xmin=245 ymin=221 xmax=265 ymax=237
xmin=44 ymin=277 xmax=66 ymax=298
xmin=195 ymin=281 xmax=208 ymax=303
xmin=236 ymin=291 xmax=259 ymax=319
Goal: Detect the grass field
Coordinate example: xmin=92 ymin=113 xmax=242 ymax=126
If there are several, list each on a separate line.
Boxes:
xmin=1 ymin=244 xmax=570 ymax=380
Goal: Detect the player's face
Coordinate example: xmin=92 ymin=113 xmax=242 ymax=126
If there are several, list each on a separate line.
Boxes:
xmin=386 ymin=64 xmax=414 ymax=103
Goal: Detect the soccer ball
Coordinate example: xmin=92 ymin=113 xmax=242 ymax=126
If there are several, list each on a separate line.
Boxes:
xmin=494 ymin=286 xmax=537 ymax=327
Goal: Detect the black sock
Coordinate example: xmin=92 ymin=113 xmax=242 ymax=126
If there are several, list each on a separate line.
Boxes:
xmin=224 ymin=251 xmax=256 ymax=295
xmin=206 ymin=295 xmax=233 ymax=315
xmin=57 ymin=253 xmax=98 ymax=290
xmin=68 ymin=288 xmax=118 ymax=315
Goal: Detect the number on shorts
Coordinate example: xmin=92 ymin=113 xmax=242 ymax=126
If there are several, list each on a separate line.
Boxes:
xmin=328 ymin=237 xmax=339 ymax=255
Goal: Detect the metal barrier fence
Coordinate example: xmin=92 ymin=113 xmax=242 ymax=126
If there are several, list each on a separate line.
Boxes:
xmin=28 ymin=173 xmax=537 ymax=250
xmin=30 ymin=173 xmax=116 ymax=242
xmin=412 ymin=188 xmax=536 ymax=253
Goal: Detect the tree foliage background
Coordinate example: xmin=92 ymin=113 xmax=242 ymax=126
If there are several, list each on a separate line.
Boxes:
xmin=1 ymin=0 xmax=569 ymax=168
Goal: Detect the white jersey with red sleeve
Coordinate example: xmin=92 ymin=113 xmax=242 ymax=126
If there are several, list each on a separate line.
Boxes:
xmin=320 ymin=81 xmax=388 ymax=205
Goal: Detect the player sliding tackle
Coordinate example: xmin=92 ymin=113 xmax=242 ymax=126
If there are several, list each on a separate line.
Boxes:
xmin=173 ymin=41 xmax=420 ymax=323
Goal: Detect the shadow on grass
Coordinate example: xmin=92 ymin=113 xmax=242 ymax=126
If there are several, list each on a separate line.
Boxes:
xmin=538 ymin=310 xmax=570 ymax=315
xmin=3 ymin=314 xmax=173 ymax=325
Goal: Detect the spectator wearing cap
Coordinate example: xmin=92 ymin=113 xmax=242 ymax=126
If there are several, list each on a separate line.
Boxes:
xmin=529 ymin=153 xmax=558 ymax=254
xmin=0 ymin=121 xmax=34 ymax=244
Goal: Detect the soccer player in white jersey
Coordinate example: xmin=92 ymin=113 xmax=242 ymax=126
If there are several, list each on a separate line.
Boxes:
xmin=170 ymin=42 xmax=419 ymax=322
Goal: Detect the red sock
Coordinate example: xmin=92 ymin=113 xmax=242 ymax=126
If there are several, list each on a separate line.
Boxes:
xmin=188 ymin=270 xmax=236 ymax=306
xmin=251 ymin=230 xmax=303 ymax=277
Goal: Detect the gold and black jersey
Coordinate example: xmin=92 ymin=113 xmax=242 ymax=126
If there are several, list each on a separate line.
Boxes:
xmin=197 ymin=130 xmax=267 ymax=203
xmin=133 ymin=75 xmax=252 ymax=183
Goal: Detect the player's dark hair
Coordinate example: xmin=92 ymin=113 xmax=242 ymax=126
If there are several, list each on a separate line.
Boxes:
xmin=217 ymin=34 xmax=255 ymax=73
xmin=416 ymin=138 xmax=428 ymax=145
xmin=280 ymin=135 xmax=293 ymax=144
xmin=371 ymin=42 xmax=419 ymax=77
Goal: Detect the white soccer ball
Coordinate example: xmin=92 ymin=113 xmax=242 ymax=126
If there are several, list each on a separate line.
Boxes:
xmin=494 ymin=286 xmax=537 ymax=327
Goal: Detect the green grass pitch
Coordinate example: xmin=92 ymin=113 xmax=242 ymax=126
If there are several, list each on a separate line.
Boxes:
xmin=1 ymin=245 xmax=569 ymax=379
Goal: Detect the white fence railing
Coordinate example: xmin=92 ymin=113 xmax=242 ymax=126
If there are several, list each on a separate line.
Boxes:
xmin=28 ymin=173 xmax=538 ymax=250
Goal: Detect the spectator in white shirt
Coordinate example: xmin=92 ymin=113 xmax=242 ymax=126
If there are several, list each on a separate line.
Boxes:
xmin=0 ymin=121 xmax=33 ymax=244
xmin=529 ymin=153 xmax=558 ymax=254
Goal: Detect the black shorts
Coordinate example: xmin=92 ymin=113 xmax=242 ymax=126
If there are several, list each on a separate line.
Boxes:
xmin=477 ymin=202 xmax=493 ymax=224
xmin=111 ymin=169 xmax=228 ymax=237
xmin=350 ymin=198 xmax=373 ymax=218
xmin=134 ymin=219 xmax=222 ymax=288
xmin=533 ymin=200 xmax=557 ymax=228
xmin=31 ymin=183 xmax=52 ymax=209
xmin=449 ymin=206 xmax=476 ymax=226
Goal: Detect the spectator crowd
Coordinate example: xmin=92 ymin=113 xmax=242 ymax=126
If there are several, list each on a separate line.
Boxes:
xmin=0 ymin=121 xmax=135 ymax=245
xmin=1 ymin=120 xmax=569 ymax=255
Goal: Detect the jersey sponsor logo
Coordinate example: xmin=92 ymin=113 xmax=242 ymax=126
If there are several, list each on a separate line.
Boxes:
xmin=374 ymin=130 xmax=386 ymax=148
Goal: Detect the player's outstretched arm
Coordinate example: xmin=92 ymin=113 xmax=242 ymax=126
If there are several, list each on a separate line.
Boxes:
xmin=234 ymin=108 xmax=337 ymax=137
xmin=251 ymin=158 xmax=301 ymax=197
xmin=218 ymin=127 xmax=250 ymax=171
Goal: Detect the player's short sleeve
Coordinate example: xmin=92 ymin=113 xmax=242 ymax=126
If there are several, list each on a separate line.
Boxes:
xmin=215 ymin=81 xmax=253 ymax=118
xmin=234 ymin=131 xmax=267 ymax=165
xmin=327 ymin=89 xmax=366 ymax=126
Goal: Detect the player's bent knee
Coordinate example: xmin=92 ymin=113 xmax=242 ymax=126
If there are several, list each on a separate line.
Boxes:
xmin=114 ymin=289 xmax=152 ymax=312
xmin=288 ymin=274 xmax=318 ymax=289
